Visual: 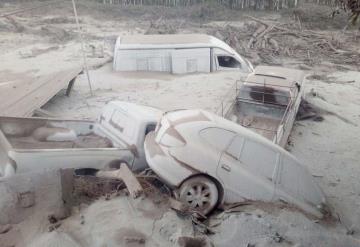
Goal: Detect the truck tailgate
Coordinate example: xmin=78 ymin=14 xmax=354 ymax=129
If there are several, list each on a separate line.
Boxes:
xmin=9 ymin=148 xmax=135 ymax=174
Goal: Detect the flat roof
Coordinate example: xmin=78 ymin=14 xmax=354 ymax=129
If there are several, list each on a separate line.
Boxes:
xmin=121 ymin=34 xmax=213 ymax=45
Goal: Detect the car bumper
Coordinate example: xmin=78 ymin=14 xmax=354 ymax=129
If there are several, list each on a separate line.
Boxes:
xmin=144 ymin=132 xmax=194 ymax=187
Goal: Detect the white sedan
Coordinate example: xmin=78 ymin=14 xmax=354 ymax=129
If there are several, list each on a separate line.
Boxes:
xmin=145 ymin=110 xmax=327 ymax=218
xmin=144 ymin=109 xmax=328 ymax=217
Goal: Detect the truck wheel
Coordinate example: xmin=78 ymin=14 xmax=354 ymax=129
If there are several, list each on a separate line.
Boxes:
xmin=179 ymin=176 xmax=219 ymax=215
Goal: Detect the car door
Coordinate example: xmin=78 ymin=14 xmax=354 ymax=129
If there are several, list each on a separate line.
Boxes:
xmin=275 ymin=154 xmax=325 ymax=208
xmin=217 ymin=136 xmax=279 ymax=202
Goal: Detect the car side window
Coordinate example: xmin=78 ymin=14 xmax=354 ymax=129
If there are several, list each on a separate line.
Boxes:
xmin=240 ymin=139 xmax=278 ymax=180
xmin=199 ymin=127 xmax=236 ymax=151
xmin=226 ymin=135 xmax=245 ymax=160
xmin=217 ymin=56 xmax=241 ymax=68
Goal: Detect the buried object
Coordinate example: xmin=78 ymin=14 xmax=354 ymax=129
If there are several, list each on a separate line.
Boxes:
xmin=144 ymin=109 xmax=329 ymax=218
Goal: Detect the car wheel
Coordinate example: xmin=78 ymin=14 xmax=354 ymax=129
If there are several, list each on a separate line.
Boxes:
xmin=179 ymin=176 xmax=219 ymax=215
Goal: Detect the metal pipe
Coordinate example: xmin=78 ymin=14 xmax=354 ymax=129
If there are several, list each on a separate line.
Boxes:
xmin=71 ymin=0 xmax=94 ymax=96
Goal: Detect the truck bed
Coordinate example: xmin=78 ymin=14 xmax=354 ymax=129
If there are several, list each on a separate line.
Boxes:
xmin=8 ymin=134 xmax=112 ymax=149
xmin=228 ymin=101 xmax=286 ymax=142
xmin=0 ymin=117 xmax=113 ymax=150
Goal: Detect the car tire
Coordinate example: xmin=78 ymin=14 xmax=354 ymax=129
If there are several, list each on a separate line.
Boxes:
xmin=179 ymin=176 xmax=219 ymax=215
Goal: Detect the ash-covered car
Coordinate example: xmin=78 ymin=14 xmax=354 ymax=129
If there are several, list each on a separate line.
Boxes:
xmin=144 ymin=109 xmax=328 ymax=218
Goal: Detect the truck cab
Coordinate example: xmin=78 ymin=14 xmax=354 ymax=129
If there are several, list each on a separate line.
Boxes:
xmin=97 ymin=101 xmax=162 ymax=171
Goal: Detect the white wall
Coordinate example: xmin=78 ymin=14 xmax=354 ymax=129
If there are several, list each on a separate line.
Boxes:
xmin=113 ymin=48 xmax=211 ymax=74
xmin=171 ymin=48 xmax=210 ymax=74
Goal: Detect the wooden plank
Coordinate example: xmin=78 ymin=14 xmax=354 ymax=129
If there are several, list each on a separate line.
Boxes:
xmin=0 ymin=67 xmax=82 ymax=117
xmin=96 ymin=163 xmax=143 ymax=199
xmin=33 ymin=108 xmax=56 ymax=118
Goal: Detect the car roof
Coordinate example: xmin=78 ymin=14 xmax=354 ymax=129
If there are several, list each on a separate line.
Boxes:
xmin=165 ymin=109 xmax=293 ymax=156
xmin=121 ymin=34 xmax=213 ymax=45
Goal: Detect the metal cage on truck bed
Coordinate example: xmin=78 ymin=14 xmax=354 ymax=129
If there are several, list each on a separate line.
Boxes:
xmin=219 ymin=67 xmax=304 ymax=147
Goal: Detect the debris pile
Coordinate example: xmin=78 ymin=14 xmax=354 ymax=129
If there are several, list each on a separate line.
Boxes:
xmin=208 ymin=16 xmax=360 ymax=68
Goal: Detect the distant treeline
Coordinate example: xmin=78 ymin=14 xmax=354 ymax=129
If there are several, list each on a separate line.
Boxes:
xmin=98 ymin=0 xmax=341 ymax=9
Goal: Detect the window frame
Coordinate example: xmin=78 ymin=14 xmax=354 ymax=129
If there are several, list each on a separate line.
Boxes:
xmin=225 ymin=135 xmax=245 ymax=160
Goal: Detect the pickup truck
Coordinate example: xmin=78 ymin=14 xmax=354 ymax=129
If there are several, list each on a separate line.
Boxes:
xmin=225 ymin=66 xmax=305 ymax=147
xmin=0 ymin=101 xmax=162 ymax=177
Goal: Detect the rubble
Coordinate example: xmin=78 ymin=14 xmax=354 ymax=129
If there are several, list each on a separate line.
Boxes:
xmin=206 ymin=16 xmax=360 ymax=69
xmin=96 ymin=164 xmax=144 ymax=199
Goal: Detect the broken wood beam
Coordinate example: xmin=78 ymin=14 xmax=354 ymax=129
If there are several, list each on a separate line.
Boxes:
xmin=96 ymin=163 xmax=143 ymax=199
xmin=33 ymin=108 xmax=55 ymax=118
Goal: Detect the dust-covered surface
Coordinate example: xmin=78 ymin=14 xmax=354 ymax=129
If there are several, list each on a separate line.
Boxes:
xmin=209 ymin=205 xmax=359 ymax=247
xmin=0 ymin=1 xmax=360 ymax=246
xmin=289 ymin=72 xmax=360 ymax=236
xmin=0 ymin=170 xmax=200 ymax=247
xmin=43 ymin=64 xmax=242 ymax=119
